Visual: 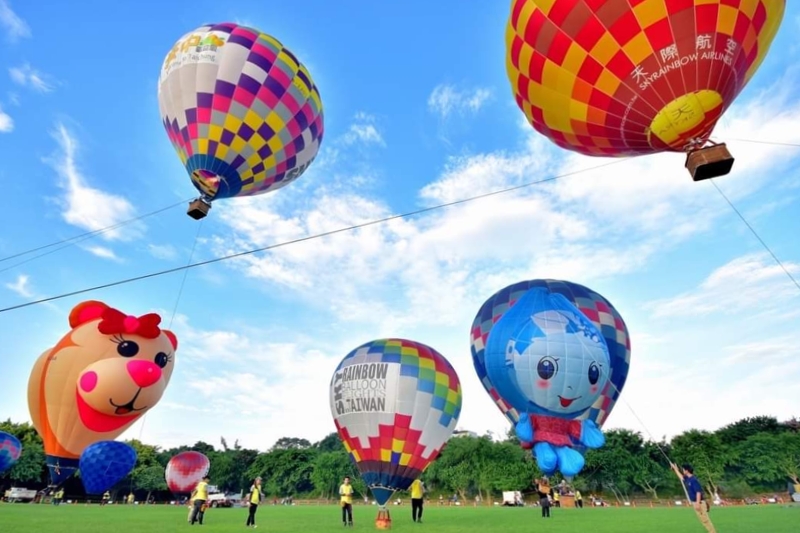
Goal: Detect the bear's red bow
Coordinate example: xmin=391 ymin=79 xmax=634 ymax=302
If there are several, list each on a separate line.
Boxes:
xmin=97 ymin=308 xmax=162 ymax=339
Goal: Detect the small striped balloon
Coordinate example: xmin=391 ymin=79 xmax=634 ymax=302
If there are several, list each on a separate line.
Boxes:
xmin=0 ymin=431 xmax=22 ymax=474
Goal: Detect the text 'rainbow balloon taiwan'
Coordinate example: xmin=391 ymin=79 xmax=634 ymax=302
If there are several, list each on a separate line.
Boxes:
xmin=0 ymin=431 xmax=22 ymax=474
xmin=506 ymin=0 xmax=785 ymax=178
xmin=329 ymin=339 xmax=462 ymax=507
xmin=471 ymin=279 xmax=631 ymax=477
xmin=158 ymin=22 xmax=325 ymax=219
xmin=27 ymin=301 xmax=178 ymax=485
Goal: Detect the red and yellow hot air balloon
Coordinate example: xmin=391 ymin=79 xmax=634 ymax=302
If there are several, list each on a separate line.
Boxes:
xmin=506 ymin=0 xmax=786 ymax=180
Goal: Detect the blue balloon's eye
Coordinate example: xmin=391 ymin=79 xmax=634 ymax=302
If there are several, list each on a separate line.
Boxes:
xmin=588 ymin=363 xmax=600 ymax=385
xmin=537 ymin=358 xmax=556 ymax=380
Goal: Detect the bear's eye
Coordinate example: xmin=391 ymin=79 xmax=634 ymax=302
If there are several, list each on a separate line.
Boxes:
xmin=588 ymin=362 xmax=600 ymax=385
xmin=117 ymin=341 xmax=139 ymax=358
xmin=154 ymin=352 xmax=170 ymax=368
xmin=537 ymin=357 xmax=557 ymax=380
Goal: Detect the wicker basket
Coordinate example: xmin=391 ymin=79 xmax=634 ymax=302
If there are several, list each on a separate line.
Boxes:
xmin=685 ymin=143 xmax=735 ymax=181
xmin=187 ymin=198 xmax=211 ymax=220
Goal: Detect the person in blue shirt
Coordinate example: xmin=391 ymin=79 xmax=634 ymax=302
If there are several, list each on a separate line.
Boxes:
xmin=671 ymin=463 xmax=716 ymax=533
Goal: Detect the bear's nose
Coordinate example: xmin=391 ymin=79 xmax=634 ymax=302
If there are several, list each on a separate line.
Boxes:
xmin=127 ymin=360 xmax=162 ymax=388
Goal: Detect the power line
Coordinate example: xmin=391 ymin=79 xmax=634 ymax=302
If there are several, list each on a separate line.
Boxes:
xmin=0 ymin=159 xmax=627 ymax=314
xmin=727 ymin=138 xmax=800 ymax=148
xmin=710 ymin=179 xmax=800 ymax=293
xmin=0 ymin=198 xmax=192 ymax=267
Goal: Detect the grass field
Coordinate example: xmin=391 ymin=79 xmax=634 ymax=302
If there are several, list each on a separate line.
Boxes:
xmin=0 ymin=503 xmax=798 ymax=533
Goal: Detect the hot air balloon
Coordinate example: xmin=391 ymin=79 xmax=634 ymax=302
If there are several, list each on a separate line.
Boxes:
xmin=0 ymin=431 xmax=22 ymax=474
xmin=158 ymin=22 xmax=325 ymax=220
xmin=79 ymin=441 xmax=138 ymax=495
xmin=471 ymin=279 xmax=631 ymax=476
xmin=166 ymin=451 xmax=210 ymax=495
xmin=27 ymin=300 xmax=178 ymax=485
xmin=329 ymin=339 xmax=462 ymax=527
xmin=506 ymin=0 xmax=785 ymax=180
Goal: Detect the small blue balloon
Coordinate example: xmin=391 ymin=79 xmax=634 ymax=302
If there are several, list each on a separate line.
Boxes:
xmin=0 ymin=431 xmax=22 ymax=474
xmin=79 ymin=441 xmax=137 ymax=495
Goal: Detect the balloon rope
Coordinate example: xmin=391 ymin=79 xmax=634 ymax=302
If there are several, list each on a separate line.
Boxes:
xmin=709 ymin=178 xmax=800 ymax=293
xmin=599 ymin=369 xmax=692 ymax=504
xmin=0 ymin=198 xmax=192 ymax=273
xmin=137 ymin=220 xmax=205 ymax=442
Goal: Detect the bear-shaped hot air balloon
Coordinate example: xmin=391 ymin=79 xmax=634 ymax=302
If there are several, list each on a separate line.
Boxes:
xmin=506 ymin=0 xmax=786 ymax=180
xmin=27 ymin=300 xmax=178 ymax=485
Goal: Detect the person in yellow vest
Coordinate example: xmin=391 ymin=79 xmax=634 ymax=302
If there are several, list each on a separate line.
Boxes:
xmin=553 ymin=491 xmax=560 ymax=508
xmin=246 ymin=476 xmax=263 ymax=528
xmin=409 ymin=479 xmax=426 ymax=523
xmin=575 ymin=490 xmax=583 ymax=509
xmin=127 ymin=493 xmax=134 ymax=505
xmin=339 ymin=476 xmax=354 ymax=527
xmin=54 ymin=488 xmax=64 ymax=506
xmin=190 ymin=475 xmax=210 ymax=525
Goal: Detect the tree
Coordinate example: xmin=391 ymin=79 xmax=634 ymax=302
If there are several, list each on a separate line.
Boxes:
xmin=271 ymin=437 xmax=312 ymax=451
xmin=313 ymin=433 xmax=345 ymax=453
xmin=670 ymin=430 xmax=727 ymax=496
xmin=133 ymin=465 xmax=167 ymax=502
xmin=0 ymin=420 xmax=46 ymax=486
xmin=248 ymin=448 xmax=317 ymax=496
xmin=311 ymin=451 xmax=356 ymax=499
xmin=716 ymin=416 xmax=787 ymax=446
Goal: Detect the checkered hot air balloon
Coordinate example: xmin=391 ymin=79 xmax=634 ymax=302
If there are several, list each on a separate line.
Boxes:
xmin=471 ymin=279 xmax=631 ymax=468
xmin=166 ymin=451 xmax=210 ymax=494
xmin=329 ymin=339 xmax=462 ymax=508
xmin=158 ymin=22 xmax=324 ymax=219
xmin=0 ymin=431 xmax=22 ymax=474
xmin=79 ymin=441 xmax=137 ymax=495
xmin=506 ymin=0 xmax=785 ymax=179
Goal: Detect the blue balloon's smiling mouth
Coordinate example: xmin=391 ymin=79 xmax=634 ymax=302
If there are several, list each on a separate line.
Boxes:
xmin=558 ymin=395 xmax=580 ymax=408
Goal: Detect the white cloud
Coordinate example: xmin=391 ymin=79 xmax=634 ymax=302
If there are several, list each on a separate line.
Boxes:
xmin=9 ymin=64 xmax=54 ymax=93
xmin=645 ymin=253 xmax=800 ymax=319
xmin=46 ymin=123 xmax=140 ymax=241
xmin=427 ymin=84 xmax=492 ymax=119
xmin=4 ymin=274 xmax=31 ymax=297
xmin=148 ymin=244 xmax=179 ymax=261
xmin=82 ymin=245 xmax=122 ymax=262
xmin=341 ymin=112 xmax=385 ymax=146
xmin=0 ymin=0 xmax=29 ymax=42
xmin=7 ymin=92 xmax=20 ymax=106
xmin=0 ymin=104 xmax=12 ymax=133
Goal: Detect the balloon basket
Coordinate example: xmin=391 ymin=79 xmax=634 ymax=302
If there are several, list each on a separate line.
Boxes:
xmin=685 ymin=143 xmax=734 ymax=182
xmin=375 ymin=508 xmax=392 ymax=530
xmin=187 ymin=198 xmax=211 ymax=220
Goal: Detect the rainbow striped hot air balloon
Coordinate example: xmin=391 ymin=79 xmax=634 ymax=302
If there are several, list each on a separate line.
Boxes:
xmin=329 ymin=339 xmax=462 ymax=509
xmin=506 ymin=0 xmax=785 ymax=180
xmin=158 ymin=22 xmax=324 ymax=219
xmin=0 ymin=431 xmax=22 ymax=474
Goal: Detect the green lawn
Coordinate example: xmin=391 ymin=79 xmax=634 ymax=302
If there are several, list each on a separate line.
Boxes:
xmin=0 ymin=503 xmax=797 ymax=532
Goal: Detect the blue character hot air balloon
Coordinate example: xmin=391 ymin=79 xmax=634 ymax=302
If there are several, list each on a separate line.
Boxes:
xmin=0 ymin=431 xmax=22 ymax=474
xmin=79 ymin=441 xmax=137 ymax=495
xmin=484 ymin=287 xmax=611 ymax=477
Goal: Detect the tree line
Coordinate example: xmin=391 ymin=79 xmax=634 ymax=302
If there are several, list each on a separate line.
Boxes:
xmin=1 ymin=416 xmax=798 ymax=502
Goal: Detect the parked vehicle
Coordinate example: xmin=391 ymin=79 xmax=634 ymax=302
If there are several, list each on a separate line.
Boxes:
xmin=4 ymin=487 xmax=37 ymax=503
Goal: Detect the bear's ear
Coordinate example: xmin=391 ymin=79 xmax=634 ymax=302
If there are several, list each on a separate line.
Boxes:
xmin=69 ymin=300 xmax=110 ymax=328
xmin=163 ymin=330 xmax=178 ymax=351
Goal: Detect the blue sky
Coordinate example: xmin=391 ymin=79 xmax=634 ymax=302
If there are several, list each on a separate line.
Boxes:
xmin=1 ymin=0 xmax=799 ymax=452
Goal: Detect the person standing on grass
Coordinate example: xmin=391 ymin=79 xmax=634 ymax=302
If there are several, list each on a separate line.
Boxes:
xmin=339 ymin=476 xmax=354 ymax=527
xmin=246 ymin=476 xmax=263 ymax=528
xmin=575 ymin=489 xmax=583 ymax=508
xmin=409 ymin=478 xmax=425 ymax=523
xmin=536 ymin=478 xmax=551 ymax=518
xmin=671 ymin=463 xmax=716 ymax=533
xmin=190 ymin=475 xmax=210 ymax=526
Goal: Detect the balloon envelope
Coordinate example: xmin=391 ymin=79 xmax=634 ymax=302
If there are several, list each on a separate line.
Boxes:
xmin=27 ymin=300 xmax=178 ymax=485
xmin=0 ymin=431 xmax=22 ymax=474
xmin=329 ymin=339 xmax=462 ymax=506
xmin=506 ymin=0 xmax=785 ymax=156
xmin=158 ymin=22 xmax=325 ymax=202
xmin=166 ymin=451 xmax=210 ymax=494
xmin=471 ymin=279 xmax=630 ymax=431
xmin=79 ymin=441 xmax=137 ymax=495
